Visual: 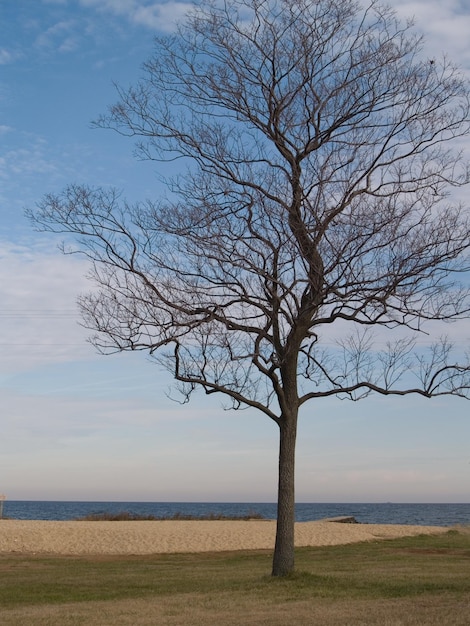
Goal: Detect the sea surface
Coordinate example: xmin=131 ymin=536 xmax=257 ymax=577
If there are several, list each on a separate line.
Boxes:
xmin=2 ymin=501 xmax=469 ymax=526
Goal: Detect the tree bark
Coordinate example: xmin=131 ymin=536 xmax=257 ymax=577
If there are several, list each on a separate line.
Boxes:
xmin=271 ymin=412 xmax=298 ymax=576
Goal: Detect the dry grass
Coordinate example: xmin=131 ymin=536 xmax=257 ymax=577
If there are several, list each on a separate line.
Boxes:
xmin=73 ymin=510 xmax=266 ymax=522
xmin=2 ymin=594 xmax=469 ymax=626
xmin=1 ymin=528 xmax=469 ymax=625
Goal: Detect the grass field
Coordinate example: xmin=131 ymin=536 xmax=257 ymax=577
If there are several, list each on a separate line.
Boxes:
xmin=0 ymin=529 xmax=469 ymax=625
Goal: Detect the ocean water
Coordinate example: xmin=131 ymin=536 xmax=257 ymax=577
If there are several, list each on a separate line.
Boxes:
xmin=2 ymin=501 xmax=469 ymax=526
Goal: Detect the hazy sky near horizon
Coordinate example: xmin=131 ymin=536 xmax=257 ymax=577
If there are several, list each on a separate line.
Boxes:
xmin=1 ymin=0 xmax=469 ymax=504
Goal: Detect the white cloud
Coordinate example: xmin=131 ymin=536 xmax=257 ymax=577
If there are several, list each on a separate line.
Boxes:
xmin=79 ymin=0 xmax=193 ymax=32
xmin=394 ymin=0 xmax=470 ymax=67
xmin=133 ymin=2 xmax=193 ymax=30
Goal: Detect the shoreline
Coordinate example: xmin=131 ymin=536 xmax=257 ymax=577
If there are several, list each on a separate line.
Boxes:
xmin=0 ymin=519 xmax=448 ymax=555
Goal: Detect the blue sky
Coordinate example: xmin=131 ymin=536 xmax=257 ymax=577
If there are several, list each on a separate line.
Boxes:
xmin=1 ymin=0 xmax=469 ymax=503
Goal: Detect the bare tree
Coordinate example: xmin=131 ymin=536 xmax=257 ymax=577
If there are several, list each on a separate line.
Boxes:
xmin=29 ymin=0 xmax=470 ymax=576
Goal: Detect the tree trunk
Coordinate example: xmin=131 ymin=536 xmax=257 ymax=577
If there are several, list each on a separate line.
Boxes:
xmin=271 ymin=412 xmax=298 ymax=576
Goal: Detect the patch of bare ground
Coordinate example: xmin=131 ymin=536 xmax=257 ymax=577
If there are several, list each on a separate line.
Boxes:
xmin=0 ymin=520 xmax=447 ymax=555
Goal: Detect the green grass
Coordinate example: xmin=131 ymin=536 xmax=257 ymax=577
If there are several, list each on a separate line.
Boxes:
xmin=1 ymin=530 xmax=469 ymax=625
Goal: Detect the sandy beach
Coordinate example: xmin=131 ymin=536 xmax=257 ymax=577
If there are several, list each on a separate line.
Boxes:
xmin=0 ymin=520 xmax=448 ymax=555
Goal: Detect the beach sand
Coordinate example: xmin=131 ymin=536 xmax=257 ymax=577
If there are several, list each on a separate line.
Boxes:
xmin=0 ymin=519 xmax=448 ymax=555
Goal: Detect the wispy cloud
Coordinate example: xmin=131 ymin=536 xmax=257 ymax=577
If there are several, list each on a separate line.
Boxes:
xmin=79 ymin=0 xmax=193 ymax=32
xmin=0 ymin=48 xmax=18 ymax=65
xmin=133 ymin=2 xmax=194 ymax=30
xmin=0 ymin=49 xmax=12 ymax=64
xmin=0 ymin=129 xmax=127 ymax=218
xmin=35 ymin=19 xmax=80 ymax=52
xmin=0 ymin=134 xmax=65 ymax=216
xmin=0 ymin=145 xmax=59 ymax=180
